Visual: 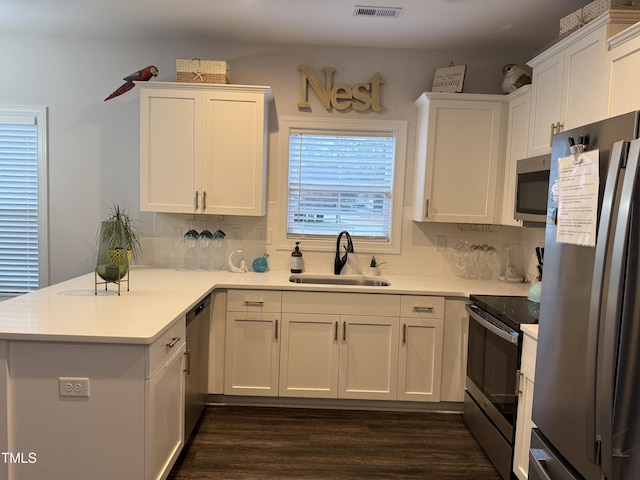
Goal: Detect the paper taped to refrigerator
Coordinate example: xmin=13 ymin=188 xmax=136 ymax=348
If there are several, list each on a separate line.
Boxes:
xmin=556 ymin=150 xmax=599 ymax=247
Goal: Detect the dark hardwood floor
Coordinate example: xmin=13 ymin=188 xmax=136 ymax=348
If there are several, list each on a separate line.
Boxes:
xmin=168 ymin=406 xmax=502 ymax=479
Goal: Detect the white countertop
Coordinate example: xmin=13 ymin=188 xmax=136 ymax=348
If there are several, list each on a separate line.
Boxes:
xmin=0 ymin=268 xmax=530 ymax=344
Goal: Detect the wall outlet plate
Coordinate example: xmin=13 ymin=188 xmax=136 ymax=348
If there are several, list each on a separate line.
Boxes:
xmin=58 ymin=377 xmax=90 ymax=397
xmin=435 ymin=235 xmax=446 ymax=252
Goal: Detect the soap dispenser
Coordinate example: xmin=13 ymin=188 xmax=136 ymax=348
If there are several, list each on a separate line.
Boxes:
xmin=291 ymin=242 xmax=303 ymax=273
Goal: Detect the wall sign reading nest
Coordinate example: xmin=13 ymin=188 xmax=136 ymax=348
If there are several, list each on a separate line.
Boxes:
xmin=297 ymin=65 xmax=384 ymax=112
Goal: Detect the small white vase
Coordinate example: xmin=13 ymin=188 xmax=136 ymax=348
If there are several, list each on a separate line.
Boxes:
xmin=367 ymin=267 xmax=380 ymax=276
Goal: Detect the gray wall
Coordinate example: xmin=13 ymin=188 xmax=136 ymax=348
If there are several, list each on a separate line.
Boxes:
xmin=0 ymin=32 xmax=533 ymax=284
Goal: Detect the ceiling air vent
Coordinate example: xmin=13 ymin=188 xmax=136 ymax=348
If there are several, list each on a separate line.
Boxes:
xmin=353 ymin=5 xmax=402 ymax=18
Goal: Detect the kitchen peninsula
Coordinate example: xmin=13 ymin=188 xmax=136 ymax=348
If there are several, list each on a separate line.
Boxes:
xmin=0 ymin=268 xmax=528 ymax=480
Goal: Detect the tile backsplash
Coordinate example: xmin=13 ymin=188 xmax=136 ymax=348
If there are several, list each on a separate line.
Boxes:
xmin=135 ymin=206 xmax=545 ymax=283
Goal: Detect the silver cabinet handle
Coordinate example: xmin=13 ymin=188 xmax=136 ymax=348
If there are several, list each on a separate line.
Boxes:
xmin=413 ymin=306 xmax=434 ymax=313
xmin=184 ymin=349 xmax=192 ymax=374
xmin=425 ymin=199 xmax=429 ymax=219
xmin=243 ymin=300 xmax=265 ymax=306
xmin=342 ymin=321 xmax=346 ymax=342
xmin=334 ymin=321 xmax=338 ymax=342
xmin=402 ymin=324 xmax=407 ymax=344
xmin=275 ymin=319 xmax=278 ymax=340
xmin=202 ymin=191 xmax=207 ymax=211
xmin=195 ymin=190 xmax=199 ymax=210
xmin=166 ymin=336 xmax=181 ymax=348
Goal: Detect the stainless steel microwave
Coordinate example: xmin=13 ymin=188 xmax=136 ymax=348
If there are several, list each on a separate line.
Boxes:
xmin=514 ymin=154 xmax=550 ymax=224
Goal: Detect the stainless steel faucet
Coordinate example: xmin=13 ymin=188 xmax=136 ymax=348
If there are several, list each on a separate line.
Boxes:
xmin=334 ymin=231 xmax=354 ymax=275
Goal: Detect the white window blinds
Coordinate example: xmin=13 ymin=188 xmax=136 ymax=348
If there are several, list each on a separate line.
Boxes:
xmin=0 ymin=118 xmax=39 ymax=295
xmin=287 ymin=130 xmax=395 ymax=240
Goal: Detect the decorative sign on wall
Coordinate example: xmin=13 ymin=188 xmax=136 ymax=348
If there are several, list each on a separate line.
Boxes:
xmin=297 ymin=65 xmax=384 ymax=112
xmin=431 ymin=63 xmax=467 ymax=93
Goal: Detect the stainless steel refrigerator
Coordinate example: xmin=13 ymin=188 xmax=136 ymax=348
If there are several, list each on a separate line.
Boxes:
xmin=530 ymin=111 xmax=640 ymax=480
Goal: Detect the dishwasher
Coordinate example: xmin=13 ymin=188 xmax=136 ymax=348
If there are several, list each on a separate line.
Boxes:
xmin=185 ymin=294 xmax=211 ymax=439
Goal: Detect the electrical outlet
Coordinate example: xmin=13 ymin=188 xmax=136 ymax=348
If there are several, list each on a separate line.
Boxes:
xmin=172 ymin=227 xmax=182 ymax=240
xmin=59 ymin=377 xmax=90 ymax=397
xmin=231 ymin=227 xmax=242 ymax=242
xmin=435 ymin=235 xmax=446 ymax=252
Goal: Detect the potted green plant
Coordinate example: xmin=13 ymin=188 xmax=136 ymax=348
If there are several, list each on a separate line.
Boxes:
xmin=107 ymin=204 xmax=142 ymax=261
xmin=368 ymin=255 xmax=386 ymax=276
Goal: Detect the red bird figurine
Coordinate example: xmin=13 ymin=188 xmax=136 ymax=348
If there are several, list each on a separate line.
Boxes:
xmin=105 ymin=65 xmax=158 ymax=101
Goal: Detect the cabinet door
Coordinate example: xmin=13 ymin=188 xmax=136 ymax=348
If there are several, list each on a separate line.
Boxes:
xmin=608 ymin=27 xmax=640 ymax=117
xmin=397 ymin=317 xmax=444 ymax=402
xmin=201 ymin=90 xmax=268 ymax=216
xmin=415 ymin=95 xmax=506 ymax=223
xmin=224 ymin=312 xmax=279 ymax=396
xmin=338 ymin=315 xmax=399 ymax=400
xmin=563 ymin=26 xmax=608 ymax=129
xmin=145 ymin=343 xmax=186 ymax=480
xmin=502 ymin=87 xmax=530 ymax=227
xmin=279 ymin=313 xmax=339 ymax=398
xmin=528 ymin=52 xmax=564 ymax=156
xmin=513 ymin=370 xmax=536 ymax=480
xmin=513 ymin=333 xmax=537 ymax=480
xmin=140 ymin=88 xmax=201 ymax=213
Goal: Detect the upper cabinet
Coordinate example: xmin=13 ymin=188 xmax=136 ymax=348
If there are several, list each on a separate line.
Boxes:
xmin=140 ymin=82 xmax=272 ymax=216
xmin=608 ymin=22 xmax=640 ymax=117
xmin=501 ymin=86 xmax=531 ymax=227
xmin=527 ymin=12 xmax=640 ymax=156
xmin=413 ymin=92 xmax=507 ymax=224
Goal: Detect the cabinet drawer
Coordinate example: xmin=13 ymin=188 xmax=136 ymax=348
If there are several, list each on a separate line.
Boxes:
xmin=227 ymin=289 xmax=282 ymax=313
xmin=400 ymin=296 xmax=445 ymax=318
xmin=282 ymin=291 xmax=400 ymax=316
xmin=146 ymin=318 xmax=186 ymax=379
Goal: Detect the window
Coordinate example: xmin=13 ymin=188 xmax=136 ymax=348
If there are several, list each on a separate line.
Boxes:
xmin=0 ymin=107 xmax=48 ymax=297
xmin=279 ymin=117 xmax=406 ymax=252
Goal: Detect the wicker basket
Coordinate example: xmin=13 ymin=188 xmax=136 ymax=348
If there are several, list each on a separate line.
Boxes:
xmin=560 ymin=0 xmax=640 ymax=38
xmin=176 ymin=58 xmax=230 ymax=84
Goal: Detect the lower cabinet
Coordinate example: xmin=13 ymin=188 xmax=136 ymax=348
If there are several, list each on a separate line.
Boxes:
xmin=513 ymin=329 xmax=537 ymax=480
xmin=279 ymin=313 xmax=339 ymax=398
xmin=145 ymin=341 xmax=186 ymax=480
xmin=5 ymin=318 xmax=186 ymax=480
xmin=221 ymin=290 xmax=453 ymax=404
xmin=397 ymin=296 xmax=445 ymax=402
xmin=223 ymin=289 xmax=282 ymax=396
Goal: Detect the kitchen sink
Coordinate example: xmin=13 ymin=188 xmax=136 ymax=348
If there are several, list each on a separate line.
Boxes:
xmin=288 ymin=274 xmax=390 ymax=286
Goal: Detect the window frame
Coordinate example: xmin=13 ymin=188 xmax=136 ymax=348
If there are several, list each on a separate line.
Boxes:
xmin=0 ymin=106 xmax=49 ymax=296
xmin=277 ymin=116 xmax=406 ymax=253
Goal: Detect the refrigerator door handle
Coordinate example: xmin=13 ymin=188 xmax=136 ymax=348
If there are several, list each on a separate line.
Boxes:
xmin=598 ymin=138 xmax=640 ymax=479
xmin=584 ymin=140 xmax=628 ymax=465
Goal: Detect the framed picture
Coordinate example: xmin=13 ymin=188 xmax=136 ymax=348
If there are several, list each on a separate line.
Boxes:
xmin=431 ymin=64 xmax=467 ymax=93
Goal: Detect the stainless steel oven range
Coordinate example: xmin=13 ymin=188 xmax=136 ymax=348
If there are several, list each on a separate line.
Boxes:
xmin=464 ymin=295 xmax=538 ymax=480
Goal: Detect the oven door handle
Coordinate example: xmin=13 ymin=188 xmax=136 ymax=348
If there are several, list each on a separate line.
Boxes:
xmin=466 ymin=305 xmax=519 ymax=345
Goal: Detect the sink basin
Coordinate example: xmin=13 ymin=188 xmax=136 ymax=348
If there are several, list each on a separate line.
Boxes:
xmin=289 ymin=274 xmax=390 ymax=287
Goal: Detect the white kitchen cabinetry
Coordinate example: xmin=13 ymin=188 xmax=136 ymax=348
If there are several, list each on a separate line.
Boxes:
xmin=607 ymin=23 xmax=640 ymax=117
xmin=140 ymin=82 xmax=272 ymax=216
xmin=279 ymin=313 xmax=340 ymax=398
xmin=6 ymin=318 xmax=186 ymax=480
xmin=145 ymin=320 xmax=187 ymax=480
xmin=224 ymin=290 xmax=282 ymax=396
xmin=397 ymin=296 xmax=444 ymax=402
xmin=339 ymin=314 xmax=399 ymax=400
xmin=527 ymin=12 xmax=640 ymax=156
xmin=513 ymin=329 xmax=537 ymax=480
xmin=501 ymin=86 xmax=531 ymax=227
xmin=281 ymin=292 xmax=400 ymax=400
xmin=413 ymin=92 xmax=507 ymax=224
